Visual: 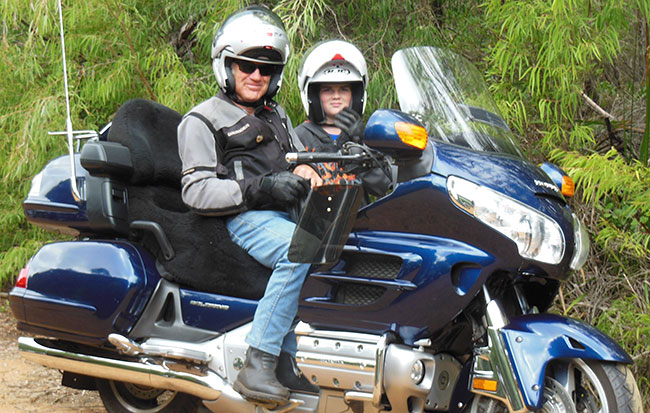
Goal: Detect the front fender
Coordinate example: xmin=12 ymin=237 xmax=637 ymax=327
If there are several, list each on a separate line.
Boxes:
xmin=501 ymin=313 xmax=632 ymax=409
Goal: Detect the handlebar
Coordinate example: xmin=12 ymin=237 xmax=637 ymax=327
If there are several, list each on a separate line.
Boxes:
xmin=285 ymin=151 xmax=371 ymax=164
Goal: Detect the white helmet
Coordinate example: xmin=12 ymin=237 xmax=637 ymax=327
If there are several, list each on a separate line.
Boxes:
xmin=211 ymin=6 xmax=290 ymax=100
xmin=297 ymin=40 xmax=368 ymax=123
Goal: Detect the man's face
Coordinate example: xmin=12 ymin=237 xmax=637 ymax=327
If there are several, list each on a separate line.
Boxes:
xmin=232 ymin=60 xmax=272 ymax=103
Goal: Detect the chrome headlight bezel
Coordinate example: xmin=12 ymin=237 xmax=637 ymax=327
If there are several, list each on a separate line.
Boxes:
xmin=569 ymin=213 xmax=590 ymax=270
xmin=447 ymin=175 xmax=565 ymax=265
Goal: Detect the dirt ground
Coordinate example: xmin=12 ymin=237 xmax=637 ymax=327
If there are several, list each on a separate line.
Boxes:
xmin=0 ymin=296 xmax=106 ymax=413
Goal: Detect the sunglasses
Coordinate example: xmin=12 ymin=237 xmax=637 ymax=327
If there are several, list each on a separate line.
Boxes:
xmin=235 ymin=60 xmax=279 ymax=76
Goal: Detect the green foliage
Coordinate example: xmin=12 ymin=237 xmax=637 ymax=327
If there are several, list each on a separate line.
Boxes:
xmin=550 ymin=148 xmax=649 ymax=404
xmin=551 ymin=148 xmax=650 ymax=259
xmin=274 ymin=0 xmax=491 ymax=121
xmin=597 ymin=285 xmax=650 ymax=343
xmin=483 ymin=0 xmax=628 ymax=149
xmin=635 ymin=0 xmax=650 ymax=164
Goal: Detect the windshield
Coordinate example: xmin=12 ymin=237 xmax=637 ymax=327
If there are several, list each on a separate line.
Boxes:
xmin=391 ymin=47 xmax=524 ymax=157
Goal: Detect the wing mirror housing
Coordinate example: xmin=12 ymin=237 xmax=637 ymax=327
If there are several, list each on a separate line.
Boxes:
xmin=363 ymin=109 xmax=428 ymax=161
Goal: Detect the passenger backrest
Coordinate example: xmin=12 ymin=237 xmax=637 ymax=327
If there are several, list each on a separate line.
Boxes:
xmin=107 ymin=98 xmax=183 ymax=187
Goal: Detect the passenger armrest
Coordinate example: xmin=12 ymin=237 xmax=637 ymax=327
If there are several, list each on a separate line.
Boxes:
xmin=80 ymin=141 xmax=133 ymax=180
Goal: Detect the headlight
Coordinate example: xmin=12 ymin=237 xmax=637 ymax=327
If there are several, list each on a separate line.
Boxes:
xmin=447 ymin=176 xmax=565 ymax=265
xmin=569 ymin=214 xmax=590 ymax=270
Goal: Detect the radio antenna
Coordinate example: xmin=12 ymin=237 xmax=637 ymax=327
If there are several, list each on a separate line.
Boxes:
xmin=56 ymin=0 xmax=82 ymax=201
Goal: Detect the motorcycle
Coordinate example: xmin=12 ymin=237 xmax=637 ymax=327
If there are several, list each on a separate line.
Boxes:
xmin=9 ymin=47 xmax=642 ymax=413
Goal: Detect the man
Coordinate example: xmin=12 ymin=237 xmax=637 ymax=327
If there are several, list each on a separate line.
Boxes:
xmin=177 ymin=6 xmax=320 ymax=404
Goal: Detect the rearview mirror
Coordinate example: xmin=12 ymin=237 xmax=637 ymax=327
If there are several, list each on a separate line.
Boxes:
xmin=363 ymin=109 xmax=428 ymax=161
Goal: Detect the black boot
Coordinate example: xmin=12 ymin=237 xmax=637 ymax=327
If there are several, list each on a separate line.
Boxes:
xmin=276 ymin=351 xmax=320 ymax=394
xmin=233 ymin=347 xmax=290 ymax=404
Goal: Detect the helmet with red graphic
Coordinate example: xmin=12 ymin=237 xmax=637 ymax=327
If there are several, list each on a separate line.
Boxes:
xmin=297 ymin=40 xmax=368 ymax=123
xmin=211 ymin=6 xmax=290 ymax=100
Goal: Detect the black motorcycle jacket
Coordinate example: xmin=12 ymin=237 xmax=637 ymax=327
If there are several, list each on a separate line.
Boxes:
xmin=178 ymin=92 xmax=307 ymax=215
xmin=294 ymin=121 xmax=393 ymax=198
xmin=294 ymin=121 xmax=338 ymax=152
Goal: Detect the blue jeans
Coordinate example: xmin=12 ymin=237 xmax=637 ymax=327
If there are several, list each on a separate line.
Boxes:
xmin=226 ymin=210 xmax=311 ymax=357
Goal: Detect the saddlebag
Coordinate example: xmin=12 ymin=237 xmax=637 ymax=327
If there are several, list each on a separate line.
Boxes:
xmin=10 ymin=239 xmax=158 ymax=345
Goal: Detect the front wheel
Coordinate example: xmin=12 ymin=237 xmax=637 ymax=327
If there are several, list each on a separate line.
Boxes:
xmin=95 ymin=378 xmax=203 ymax=413
xmin=469 ymin=359 xmax=642 ymax=412
xmin=544 ymin=359 xmax=642 ymax=413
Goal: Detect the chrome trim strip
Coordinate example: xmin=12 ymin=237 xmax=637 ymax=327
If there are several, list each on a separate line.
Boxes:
xmin=295 ymin=322 xmax=380 ymax=344
xmin=372 ymin=333 xmax=392 ymax=407
xmin=344 ymin=391 xmax=373 ymax=403
xmin=297 ymin=351 xmax=376 ymax=372
xmin=478 ymin=299 xmax=527 ymax=412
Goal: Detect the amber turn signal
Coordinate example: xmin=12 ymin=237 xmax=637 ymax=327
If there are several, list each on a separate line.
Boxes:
xmin=472 ymin=378 xmax=498 ymax=392
xmin=561 ymin=175 xmax=575 ymax=197
xmin=395 ymin=122 xmax=428 ymax=150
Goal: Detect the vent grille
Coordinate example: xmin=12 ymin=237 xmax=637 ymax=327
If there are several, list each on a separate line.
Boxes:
xmin=335 ymin=284 xmax=385 ymax=306
xmin=344 ymin=254 xmax=402 ymax=280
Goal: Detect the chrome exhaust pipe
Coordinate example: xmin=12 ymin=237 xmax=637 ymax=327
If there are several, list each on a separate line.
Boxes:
xmin=18 ymin=336 xmax=222 ymax=401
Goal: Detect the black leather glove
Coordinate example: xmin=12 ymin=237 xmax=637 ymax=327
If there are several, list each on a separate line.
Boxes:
xmin=260 ymin=171 xmax=310 ymax=205
xmin=334 ymin=107 xmax=364 ymax=148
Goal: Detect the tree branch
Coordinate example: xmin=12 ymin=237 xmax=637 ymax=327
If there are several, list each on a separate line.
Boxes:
xmin=581 ymin=91 xmax=617 ymax=120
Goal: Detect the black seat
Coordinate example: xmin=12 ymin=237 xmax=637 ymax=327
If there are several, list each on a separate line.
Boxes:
xmin=106 ymin=99 xmax=271 ymax=300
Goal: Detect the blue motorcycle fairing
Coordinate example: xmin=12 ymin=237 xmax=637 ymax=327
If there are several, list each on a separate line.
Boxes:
xmin=180 ymin=289 xmax=257 ymax=333
xmin=353 ymin=174 xmax=526 ymax=276
xmin=430 ymin=141 xmax=575 ymax=279
xmin=449 ymin=360 xmax=474 ymax=413
xmin=540 ymin=162 xmax=569 ymax=192
xmin=432 ymin=141 xmax=565 ymax=204
xmin=298 ymin=228 xmax=498 ymax=343
xmin=10 ymin=240 xmax=159 ymax=345
xmin=501 ymin=313 xmax=632 ymax=409
xmin=353 ymin=148 xmax=575 ymax=282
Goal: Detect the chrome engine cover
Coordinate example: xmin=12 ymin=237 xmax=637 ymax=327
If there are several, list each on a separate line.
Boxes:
xmin=384 ymin=345 xmax=462 ymax=411
xmin=295 ymin=323 xmax=380 ymax=394
xmin=295 ymin=323 xmax=462 ymax=413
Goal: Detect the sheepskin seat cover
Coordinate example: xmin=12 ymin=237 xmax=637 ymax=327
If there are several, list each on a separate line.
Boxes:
xmin=107 ymin=98 xmax=271 ymax=300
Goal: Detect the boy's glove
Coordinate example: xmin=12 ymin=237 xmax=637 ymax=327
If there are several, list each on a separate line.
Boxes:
xmin=334 ymin=107 xmax=364 ymax=148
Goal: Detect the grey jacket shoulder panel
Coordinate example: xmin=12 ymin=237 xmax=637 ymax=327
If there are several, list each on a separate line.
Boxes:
xmin=188 ymin=96 xmax=247 ymax=131
xmin=177 ymin=97 xmax=247 ymax=216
